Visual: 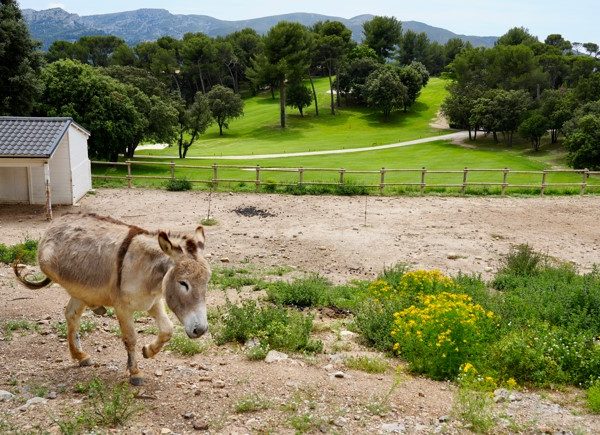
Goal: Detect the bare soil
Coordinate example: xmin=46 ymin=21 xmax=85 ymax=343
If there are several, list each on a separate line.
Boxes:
xmin=1 ymin=189 xmax=600 ymax=434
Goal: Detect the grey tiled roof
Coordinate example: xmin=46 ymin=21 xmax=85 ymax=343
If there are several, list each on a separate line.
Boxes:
xmin=0 ymin=117 xmax=88 ymax=158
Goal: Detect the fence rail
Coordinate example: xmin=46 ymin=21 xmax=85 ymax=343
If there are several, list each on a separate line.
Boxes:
xmin=91 ymin=160 xmax=600 ymax=196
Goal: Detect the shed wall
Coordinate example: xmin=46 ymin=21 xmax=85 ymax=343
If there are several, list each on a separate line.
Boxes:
xmin=0 ymin=167 xmax=29 ymax=203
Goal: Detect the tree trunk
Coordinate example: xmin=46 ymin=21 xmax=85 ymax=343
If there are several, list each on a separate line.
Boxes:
xmin=335 ymin=66 xmax=341 ymax=108
xmin=299 ymin=107 xmax=303 ymax=117
xmin=468 ymin=129 xmax=472 ymax=141
xmin=328 ymin=70 xmax=335 ymax=115
xmin=279 ymin=81 xmax=286 ymax=128
xmin=493 ymin=131 xmax=498 ymax=143
xmin=197 ymin=61 xmax=206 ymax=94
xmin=219 ymin=122 xmax=223 ymax=136
xmin=308 ymin=74 xmax=319 ymax=116
xmin=270 ymin=86 xmax=275 ymax=100
xmin=474 ymin=129 xmax=478 ymax=140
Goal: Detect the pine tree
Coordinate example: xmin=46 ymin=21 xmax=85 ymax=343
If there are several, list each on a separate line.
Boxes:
xmin=0 ymin=0 xmax=44 ymax=115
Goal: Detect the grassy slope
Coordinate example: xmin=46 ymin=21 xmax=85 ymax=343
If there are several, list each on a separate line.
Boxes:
xmin=138 ymin=76 xmax=449 ymax=157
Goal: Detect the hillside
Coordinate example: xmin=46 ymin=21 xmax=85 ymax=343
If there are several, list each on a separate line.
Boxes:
xmin=22 ymin=7 xmax=498 ymax=50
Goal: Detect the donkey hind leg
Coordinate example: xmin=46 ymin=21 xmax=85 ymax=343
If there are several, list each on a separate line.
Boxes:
xmin=115 ymin=308 xmax=144 ymax=386
xmin=143 ymin=300 xmax=173 ymax=359
xmin=65 ymin=297 xmax=92 ymax=367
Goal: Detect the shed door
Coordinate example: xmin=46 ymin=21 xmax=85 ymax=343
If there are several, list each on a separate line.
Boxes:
xmin=0 ymin=166 xmax=29 ymax=203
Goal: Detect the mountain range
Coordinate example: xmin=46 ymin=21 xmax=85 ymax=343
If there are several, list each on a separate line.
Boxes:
xmin=22 ymin=8 xmax=498 ymax=50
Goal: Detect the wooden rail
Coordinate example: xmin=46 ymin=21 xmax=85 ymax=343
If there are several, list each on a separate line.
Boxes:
xmin=91 ymin=161 xmax=600 ymax=196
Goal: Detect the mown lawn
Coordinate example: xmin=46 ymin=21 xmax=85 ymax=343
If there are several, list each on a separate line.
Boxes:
xmin=137 ymin=76 xmax=449 ymax=157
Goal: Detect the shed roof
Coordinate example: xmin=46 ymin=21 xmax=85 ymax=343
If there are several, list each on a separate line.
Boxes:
xmin=0 ymin=117 xmax=90 ymax=159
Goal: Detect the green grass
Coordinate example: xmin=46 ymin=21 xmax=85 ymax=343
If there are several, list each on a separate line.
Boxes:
xmin=234 ymin=394 xmax=271 ymax=413
xmin=165 ymin=331 xmax=207 ymax=356
xmin=137 ymin=77 xmax=449 ymax=157
xmin=344 ymin=355 xmax=389 ymax=374
xmin=91 ymin=76 xmax=600 ymax=194
xmin=0 ymin=239 xmax=38 ymax=265
xmin=587 ymin=381 xmax=600 ymax=413
xmin=53 ymin=318 xmax=96 ymax=339
xmin=3 ymin=319 xmax=39 ymax=340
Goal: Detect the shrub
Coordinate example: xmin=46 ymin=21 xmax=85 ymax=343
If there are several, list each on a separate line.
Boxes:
xmin=334 ymin=179 xmax=369 ymax=196
xmin=0 ymin=239 xmax=38 ymax=264
xmin=587 ymin=380 xmax=600 ymax=413
xmin=234 ymin=394 xmax=270 ymax=413
xmin=267 ymin=275 xmax=331 ymax=307
xmin=164 ymin=178 xmax=192 ymax=191
xmin=452 ymin=388 xmax=495 ymax=433
xmin=262 ymin=181 xmax=277 ymax=193
xmin=165 ymin=332 xmax=207 ymax=356
xmin=353 ymin=297 xmax=406 ymax=351
xmin=391 ymin=292 xmax=496 ymax=380
xmin=214 ymin=300 xmax=323 ymax=354
xmin=492 ymin=244 xmax=545 ymax=289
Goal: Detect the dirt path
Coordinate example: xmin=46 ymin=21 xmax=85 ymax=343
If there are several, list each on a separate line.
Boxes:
xmin=135 ymin=131 xmax=467 ymax=160
xmin=1 ymin=190 xmax=600 ymax=433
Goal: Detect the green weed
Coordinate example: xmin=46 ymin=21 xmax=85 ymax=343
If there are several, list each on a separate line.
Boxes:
xmin=587 ymin=380 xmax=600 ymax=413
xmin=165 ymin=178 xmax=192 ymax=191
xmin=0 ymin=239 xmax=38 ymax=265
xmin=165 ymin=332 xmax=207 ymax=356
xmin=344 ymin=355 xmax=389 ymax=374
xmin=234 ymin=394 xmax=271 ymax=413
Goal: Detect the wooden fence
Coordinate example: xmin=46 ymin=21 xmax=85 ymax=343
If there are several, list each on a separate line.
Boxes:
xmin=91 ymin=160 xmax=600 ymax=196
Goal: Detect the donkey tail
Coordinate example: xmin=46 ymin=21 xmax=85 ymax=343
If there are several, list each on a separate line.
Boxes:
xmin=13 ymin=263 xmax=52 ymax=289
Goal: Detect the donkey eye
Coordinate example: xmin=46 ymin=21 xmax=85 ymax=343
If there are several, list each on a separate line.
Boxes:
xmin=179 ymin=281 xmax=189 ymax=291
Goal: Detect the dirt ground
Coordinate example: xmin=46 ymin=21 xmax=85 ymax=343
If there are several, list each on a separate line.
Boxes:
xmin=1 ymin=189 xmax=600 ymax=434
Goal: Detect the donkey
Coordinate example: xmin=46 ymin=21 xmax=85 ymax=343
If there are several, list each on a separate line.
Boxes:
xmin=14 ymin=213 xmax=211 ymax=385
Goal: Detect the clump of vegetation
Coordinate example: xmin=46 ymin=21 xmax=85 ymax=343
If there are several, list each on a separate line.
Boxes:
xmin=210 ymin=267 xmax=267 ymax=290
xmin=587 ymin=380 xmax=600 ymax=413
xmin=391 ymin=292 xmax=496 ymax=380
xmin=53 ymin=318 xmax=96 ymax=339
xmin=344 ymin=355 xmax=389 ymax=374
xmin=214 ymin=300 xmax=323 ymax=354
xmin=59 ymin=378 xmax=141 ymax=432
xmin=267 ymin=275 xmax=331 ymax=307
xmin=200 ymin=217 xmax=218 ymax=226
xmin=492 ymin=243 xmax=546 ymax=289
xmin=234 ymin=394 xmax=271 ymax=413
xmin=0 ymin=239 xmax=38 ymax=265
xmin=452 ymin=388 xmax=496 ymax=433
xmin=165 ymin=332 xmax=207 ymax=356
xmin=245 ymin=343 xmax=270 ymax=361
xmin=3 ymin=319 xmax=39 ymax=340
xmin=165 ymin=178 xmax=192 ymax=191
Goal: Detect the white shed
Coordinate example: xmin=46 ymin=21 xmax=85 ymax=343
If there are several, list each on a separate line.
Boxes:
xmin=0 ymin=117 xmax=92 ymax=219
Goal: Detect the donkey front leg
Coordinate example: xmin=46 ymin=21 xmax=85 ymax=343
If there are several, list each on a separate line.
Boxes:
xmin=65 ymin=297 xmax=92 ymax=367
xmin=115 ymin=309 xmax=144 ymax=386
xmin=142 ymin=299 xmax=173 ymax=359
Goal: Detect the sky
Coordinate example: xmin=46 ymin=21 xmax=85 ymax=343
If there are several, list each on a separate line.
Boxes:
xmin=19 ymin=0 xmax=599 ymax=43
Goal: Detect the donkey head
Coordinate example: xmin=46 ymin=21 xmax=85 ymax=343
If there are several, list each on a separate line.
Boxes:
xmin=158 ymin=226 xmax=211 ymax=339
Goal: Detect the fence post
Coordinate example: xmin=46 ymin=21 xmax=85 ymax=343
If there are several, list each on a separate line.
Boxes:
xmin=540 ymin=170 xmax=547 ymax=196
xmin=339 ymin=168 xmax=345 ymax=185
xmin=501 ymin=168 xmax=509 ymax=196
xmin=461 ymin=167 xmax=469 ymax=195
xmin=169 ymin=161 xmax=175 ymax=180
xmin=212 ymin=163 xmax=218 ymax=189
xmin=379 ymin=168 xmax=386 ymax=195
xmin=581 ymin=168 xmax=589 ymax=195
xmin=255 ymin=165 xmax=261 ymax=192
xmin=298 ymin=167 xmax=304 ymax=186
xmin=420 ymin=167 xmax=426 ymax=195
xmin=126 ymin=160 xmax=132 ymax=189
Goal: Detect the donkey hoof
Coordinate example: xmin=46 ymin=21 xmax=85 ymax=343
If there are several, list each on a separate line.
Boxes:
xmin=79 ymin=357 xmax=93 ymax=367
xmin=130 ymin=375 xmax=144 ymax=386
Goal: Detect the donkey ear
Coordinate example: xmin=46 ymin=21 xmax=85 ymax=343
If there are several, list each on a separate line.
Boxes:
xmin=158 ymin=231 xmax=180 ymax=257
xmin=195 ymin=225 xmax=206 ymax=250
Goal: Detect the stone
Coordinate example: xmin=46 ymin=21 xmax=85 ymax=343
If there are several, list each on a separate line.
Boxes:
xmin=46 ymin=391 xmax=58 ymax=400
xmin=264 ymin=350 xmax=288 ymax=363
xmin=339 ymin=330 xmax=357 ymax=339
xmin=446 ymin=252 xmax=460 ymax=260
xmin=332 ymin=371 xmax=346 ymax=378
xmin=484 ymin=266 xmax=493 ymax=272
xmin=381 ymin=422 xmax=406 ymax=433
xmin=438 ymin=415 xmax=450 ymax=423
xmin=509 ymin=392 xmax=523 ymax=402
xmin=182 ymin=411 xmax=195 ymax=419
xmin=193 ymin=421 xmax=209 ymax=430
xmin=494 ymin=388 xmax=510 ymax=403
xmin=160 ymin=428 xmax=172 ymax=434
xmin=0 ymin=390 xmax=14 ymax=401
xmin=333 ymin=417 xmax=348 ymax=427
xmin=213 ymin=380 xmax=226 ymax=389
xmin=155 ymin=370 xmax=163 ymax=377
xmin=220 ymin=257 xmax=230 ymax=263
xmin=26 ymin=397 xmax=47 ymax=406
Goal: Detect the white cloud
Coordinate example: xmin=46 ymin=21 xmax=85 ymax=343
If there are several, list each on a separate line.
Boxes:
xmin=47 ymin=2 xmax=66 ymax=8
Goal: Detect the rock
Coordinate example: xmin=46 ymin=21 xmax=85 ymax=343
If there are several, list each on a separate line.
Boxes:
xmin=494 ymin=388 xmax=510 ymax=403
xmin=333 ymin=417 xmax=348 ymax=427
xmin=340 ymin=330 xmax=357 ymax=339
xmin=182 ymin=411 xmax=195 ymax=419
xmin=155 ymin=369 xmax=163 ymax=377
xmin=245 ymin=417 xmax=259 ymax=427
xmin=318 ymin=246 xmax=327 ymax=251
xmin=193 ymin=421 xmax=209 ymax=430
xmin=46 ymin=391 xmax=58 ymax=400
xmin=438 ymin=415 xmax=450 ymax=423
xmin=332 ymin=371 xmax=346 ymax=378
xmin=244 ymin=338 xmax=260 ymax=349
xmin=484 ymin=266 xmax=493 ymax=272
xmin=27 ymin=397 xmax=47 ymax=406
xmin=220 ymin=257 xmax=230 ymax=263
xmin=160 ymin=428 xmax=172 ymax=434
xmin=381 ymin=422 xmax=406 ymax=433
xmin=0 ymin=390 xmax=14 ymax=401
xmin=213 ymin=380 xmax=226 ymax=389
xmin=509 ymin=392 xmax=523 ymax=402
xmin=446 ymin=252 xmax=460 ymax=260
xmin=264 ymin=350 xmax=288 ymax=363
